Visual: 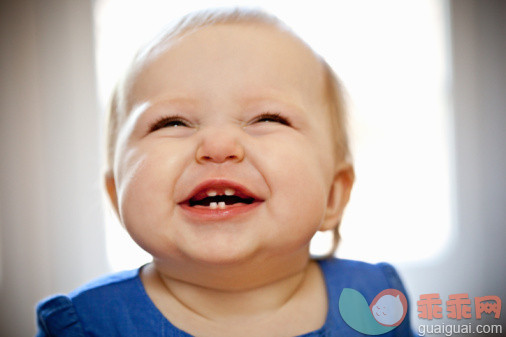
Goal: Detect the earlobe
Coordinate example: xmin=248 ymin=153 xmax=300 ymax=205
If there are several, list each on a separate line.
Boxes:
xmin=104 ymin=170 xmax=119 ymax=216
xmin=320 ymin=164 xmax=354 ymax=232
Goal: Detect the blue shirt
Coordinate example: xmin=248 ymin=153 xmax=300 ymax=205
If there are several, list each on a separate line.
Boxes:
xmin=36 ymin=258 xmax=416 ymax=336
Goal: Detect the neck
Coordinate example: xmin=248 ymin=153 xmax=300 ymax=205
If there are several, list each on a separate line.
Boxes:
xmin=144 ymin=249 xmax=313 ymax=321
xmin=157 ymin=263 xmax=309 ymax=320
xmin=154 ymin=247 xmax=311 ymax=290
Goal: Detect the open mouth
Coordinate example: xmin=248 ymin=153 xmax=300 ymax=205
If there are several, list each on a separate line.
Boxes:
xmin=186 ymin=187 xmax=257 ymax=209
xmin=179 ymin=180 xmax=263 ymax=217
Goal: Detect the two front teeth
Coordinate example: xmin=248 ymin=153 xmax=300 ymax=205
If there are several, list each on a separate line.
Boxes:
xmin=206 ymin=188 xmax=235 ymax=209
xmin=210 ymin=202 xmax=226 ymax=209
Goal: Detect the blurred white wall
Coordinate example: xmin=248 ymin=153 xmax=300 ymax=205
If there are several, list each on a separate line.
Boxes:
xmin=0 ymin=1 xmax=108 ymax=336
xmin=396 ymin=0 xmax=506 ymax=332
xmin=0 ymin=0 xmax=504 ymax=336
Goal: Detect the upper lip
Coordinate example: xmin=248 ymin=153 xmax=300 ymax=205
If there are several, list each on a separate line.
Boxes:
xmin=179 ymin=179 xmax=263 ymax=204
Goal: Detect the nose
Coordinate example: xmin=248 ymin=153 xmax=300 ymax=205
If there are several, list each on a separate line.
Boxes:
xmin=196 ymin=126 xmax=245 ymax=164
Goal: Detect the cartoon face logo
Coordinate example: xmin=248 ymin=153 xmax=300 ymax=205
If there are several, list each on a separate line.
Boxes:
xmin=370 ymin=289 xmax=408 ymax=327
xmin=339 ymin=288 xmax=408 ymax=335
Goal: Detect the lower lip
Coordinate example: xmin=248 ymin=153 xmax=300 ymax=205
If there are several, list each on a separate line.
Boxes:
xmin=178 ymin=202 xmax=262 ymax=221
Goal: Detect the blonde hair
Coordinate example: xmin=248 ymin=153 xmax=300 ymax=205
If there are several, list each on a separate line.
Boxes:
xmin=104 ymin=7 xmax=352 ymax=258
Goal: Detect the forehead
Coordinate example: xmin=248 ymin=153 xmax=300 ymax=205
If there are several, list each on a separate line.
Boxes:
xmin=124 ymin=23 xmax=327 ymax=111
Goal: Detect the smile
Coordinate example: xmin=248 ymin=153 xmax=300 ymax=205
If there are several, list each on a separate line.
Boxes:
xmin=189 ymin=187 xmax=255 ymax=209
xmin=179 ymin=179 xmax=263 ymax=220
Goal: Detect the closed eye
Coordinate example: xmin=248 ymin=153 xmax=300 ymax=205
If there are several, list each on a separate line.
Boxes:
xmin=149 ymin=115 xmax=190 ymax=132
xmin=253 ymin=112 xmax=291 ymax=126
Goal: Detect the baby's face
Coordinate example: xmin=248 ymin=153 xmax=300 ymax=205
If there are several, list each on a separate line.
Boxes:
xmin=110 ymin=24 xmax=346 ymax=267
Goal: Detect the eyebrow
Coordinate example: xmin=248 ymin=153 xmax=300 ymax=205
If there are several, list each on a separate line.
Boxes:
xmin=238 ymin=90 xmax=308 ymax=112
xmin=131 ymin=96 xmax=198 ymax=119
xmin=148 ymin=96 xmax=198 ymax=109
xmin=130 ymin=88 xmax=309 ymax=125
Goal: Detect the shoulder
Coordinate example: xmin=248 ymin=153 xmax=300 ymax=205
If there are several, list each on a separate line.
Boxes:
xmin=36 ymin=268 xmax=142 ymax=336
xmin=37 ymin=268 xmax=140 ymax=310
xmin=318 ymin=257 xmax=396 ymax=273
xmin=65 ymin=268 xmax=142 ymax=313
xmin=68 ymin=268 xmax=139 ymax=301
xmin=318 ymin=257 xmax=405 ymax=293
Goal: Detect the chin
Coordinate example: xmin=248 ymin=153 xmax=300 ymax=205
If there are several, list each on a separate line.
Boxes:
xmin=186 ymin=244 xmax=259 ymax=266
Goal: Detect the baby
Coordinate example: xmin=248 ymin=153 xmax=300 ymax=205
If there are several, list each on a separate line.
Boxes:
xmin=36 ymin=7 xmax=414 ymax=337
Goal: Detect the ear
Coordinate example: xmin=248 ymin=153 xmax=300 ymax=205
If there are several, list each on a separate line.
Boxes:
xmin=104 ymin=170 xmax=119 ymax=216
xmin=319 ymin=164 xmax=354 ymax=232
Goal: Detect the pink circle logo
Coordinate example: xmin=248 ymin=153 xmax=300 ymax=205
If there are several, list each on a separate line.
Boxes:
xmin=370 ymin=289 xmax=408 ymax=327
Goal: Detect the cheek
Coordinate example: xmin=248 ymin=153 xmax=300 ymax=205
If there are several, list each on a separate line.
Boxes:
xmin=257 ymin=135 xmax=331 ymax=238
xmin=278 ymin=162 xmax=328 ymax=226
xmin=118 ymin=159 xmax=164 ymax=228
xmin=115 ymin=144 xmax=182 ymax=245
xmin=118 ymin=164 xmax=186 ymax=258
